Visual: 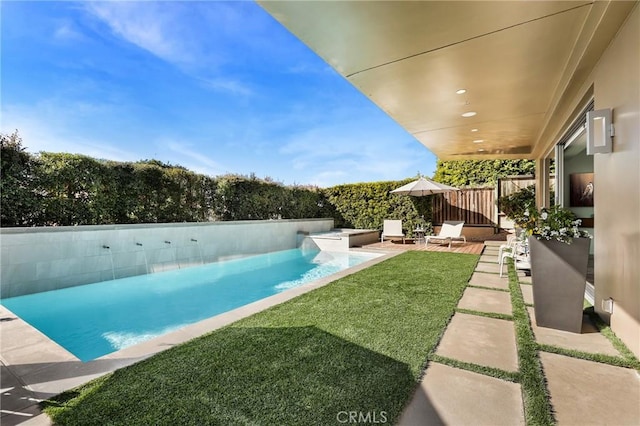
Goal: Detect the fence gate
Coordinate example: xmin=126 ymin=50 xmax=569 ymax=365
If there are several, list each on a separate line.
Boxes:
xmin=432 ymin=188 xmax=496 ymax=226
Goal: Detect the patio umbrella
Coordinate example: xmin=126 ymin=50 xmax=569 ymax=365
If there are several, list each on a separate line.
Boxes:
xmin=390 ymin=177 xmax=459 ymax=196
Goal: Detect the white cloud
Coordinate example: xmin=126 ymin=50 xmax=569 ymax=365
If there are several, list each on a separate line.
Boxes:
xmin=277 ymin=119 xmax=436 ymax=187
xmin=164 ymin=140 xmax=225 ymax=177
xmin=307 ymin=170 xmax=349 ymax=188
xmin=53 ymin=22 xmax=86 ymax=43
xmin=200 ymin=77 xmax=253 ymax=97
xmin=1 ymin=102 xmax=140 ymax=161
xmin=82 ymin=2 xmax=279 ymax=72
xmin=85 ymin=2 xmax=195 ymax=67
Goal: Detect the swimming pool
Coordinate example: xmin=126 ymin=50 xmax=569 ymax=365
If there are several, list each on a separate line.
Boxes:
xmin=0 ymin=248 xmax=380 ymax=362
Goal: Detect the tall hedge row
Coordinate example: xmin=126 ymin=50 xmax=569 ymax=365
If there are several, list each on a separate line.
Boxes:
xmin=1 ymin=132 xmax=428 ymax=231
xmin=324 ymin=180 xmax=432 ymax=236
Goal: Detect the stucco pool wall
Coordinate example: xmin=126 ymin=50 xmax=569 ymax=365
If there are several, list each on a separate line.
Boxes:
xmin=0 ymin=218 xmax=333 ymax=298
xmin=301 ymin=228 xmax=380 ymax=251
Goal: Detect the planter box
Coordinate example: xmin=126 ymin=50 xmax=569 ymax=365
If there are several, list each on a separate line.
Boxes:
xmin=529 ymin=236 xmax=590 ymax=333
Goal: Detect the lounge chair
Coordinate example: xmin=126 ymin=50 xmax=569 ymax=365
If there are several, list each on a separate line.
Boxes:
xmin=381 ymin=219 xmax=405 ymax=243
xmin=425 ymin=221 xmax=466 ymax=248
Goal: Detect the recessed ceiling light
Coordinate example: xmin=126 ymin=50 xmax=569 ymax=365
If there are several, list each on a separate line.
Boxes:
xmin=478 ymin=148 xmax=485 ymax=152
xmin=473 ymin=139 xmax=484 ymax=143
xmin=471 ymin=128 xmax=479 ymax=132
xmin=456 ymin=89 xmax=467 ymax=95
xmin=462 ymin=111 xmax=476 ymax=117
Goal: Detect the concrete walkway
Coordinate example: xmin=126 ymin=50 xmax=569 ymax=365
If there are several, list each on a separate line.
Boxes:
xmin=399 ymin=240 xmax=640 ymax=425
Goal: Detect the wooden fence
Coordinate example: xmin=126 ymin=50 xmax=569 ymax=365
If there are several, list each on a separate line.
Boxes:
xmin=431 ymin=176 xmax=550 ymax=227
xmin=432 ymin=187 xmax=496 ymax=226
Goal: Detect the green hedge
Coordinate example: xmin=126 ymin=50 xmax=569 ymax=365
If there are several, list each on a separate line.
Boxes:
xmin=498 ymin=185 xmax=556 ymax=226
xmin=324 ymin=180 xmax=432 ymax=236
xmin=2 ymin=132 xmax=430 ymax=230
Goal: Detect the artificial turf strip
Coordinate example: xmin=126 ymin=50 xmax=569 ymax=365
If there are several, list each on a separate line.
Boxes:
xmin=467 ymin=284 xmax=510 ymax=293
xmin=537 ymin=343 xmax=640 ymax=370
xmin=585 ymin=307 xmax=640 ymax=368
xmin=43 ymin=251 xmax=479 ymax=426
xmin=532 ymin=307 xmax=640 ymax=371
xmin=506 ymin=260 xmax=555 ymax=426
xmin=455 ymin=307 xmax=514 ymax=321
xmin=428 ymin=354 xmax=520 ymax=383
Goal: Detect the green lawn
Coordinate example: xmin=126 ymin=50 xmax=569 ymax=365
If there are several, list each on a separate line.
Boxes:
xmin=43 ymin=251 xmax=479 ymax=425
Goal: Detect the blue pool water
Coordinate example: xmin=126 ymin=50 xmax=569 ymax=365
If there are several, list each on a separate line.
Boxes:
xmin=1 ymin=249 xmax=380 ymax=362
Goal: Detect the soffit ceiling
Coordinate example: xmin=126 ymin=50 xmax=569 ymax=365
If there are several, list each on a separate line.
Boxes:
xmin=258 ymin=1 xmax=635 ymax=160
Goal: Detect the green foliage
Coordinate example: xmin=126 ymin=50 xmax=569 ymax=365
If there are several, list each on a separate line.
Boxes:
xmin=525 ymin=204 xmax=591 ymax=243
xmin=507 ymin=260 xmax=555 ymax=425
xmin=323 ymin=179 xmax=432 ymax=236
xmin=0 ymin=131 xmax=41 ymax=226
xmin=212 ymin=174 xmax=327 ymax=221
xmin=433 ymin=159 xmax=535 ymax=187
xmin=498 ymin=185 xmax=536 ymax=225
xmin=0 ymin=132 xmax=328 ymax=226
xmin=37 ymin=152 xmax=111 ymax=225
xmin=5 ymin=132 xmax=499 ymax=230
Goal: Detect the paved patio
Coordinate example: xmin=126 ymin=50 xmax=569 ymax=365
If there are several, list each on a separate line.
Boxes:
xmin=399 ymin=240 xmax=640 ymax=425
xmin=2 ymin=240 xmax=638 ymax=425
xmin=363 ymin=239 xmax=485 ymax=255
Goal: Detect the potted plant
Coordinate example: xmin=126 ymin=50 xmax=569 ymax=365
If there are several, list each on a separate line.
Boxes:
xmin=521 ymin=204 xmax=592 ymax=333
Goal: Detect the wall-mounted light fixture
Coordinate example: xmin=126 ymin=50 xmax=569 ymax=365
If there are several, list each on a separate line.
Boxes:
xmin=586 ymin=108 xmax=614 ymax=154
xmin=601 ymin=297 xmax=614 ymax=314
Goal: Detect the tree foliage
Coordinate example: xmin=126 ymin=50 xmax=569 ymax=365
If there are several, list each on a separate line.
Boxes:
xmin=433 ymin=159 xmax=535 ymax=187
xmin=324 ymin=179 xmax=432 ymax=236
xmin=0 ymin=133 xmax=332 ymax=226
xmin=498 ymin=184 xmax=556 ymax=225
xmin=1 ymin=131 xmax=41 ymax=226
xmin=3 ymin=133 xmax=497 ymax=231
xmin=498 ymin=185 xmax=536 ymax=224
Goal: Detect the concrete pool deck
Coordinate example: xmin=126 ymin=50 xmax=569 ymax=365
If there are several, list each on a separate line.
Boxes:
xmin=2 ymin=242 xmax=638 ymax=425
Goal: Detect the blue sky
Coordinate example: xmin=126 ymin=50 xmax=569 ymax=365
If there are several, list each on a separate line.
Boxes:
xmin=1 ymin=1 xmax=437 ymax=187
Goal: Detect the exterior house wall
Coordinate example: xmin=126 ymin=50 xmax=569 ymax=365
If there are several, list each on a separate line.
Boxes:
xmin=0 ymin=219 xmax=333 ymax=299
xmin=590 ymin=5 xmax=640 ymax=357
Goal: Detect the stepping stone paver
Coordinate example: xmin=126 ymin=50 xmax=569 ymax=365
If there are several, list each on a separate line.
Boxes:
xmin=398 ymin=363 xmax=524 ymax=426
xmin=520 ymin=284 xmax=533 ymax=305
xmin=483 ymin=243 xmax=500 ymax=249
xmin=458 ymin=287 xmax=512 ymax=315
xmin=483 ymin=241 xmax=506 ymax=247
xmin=468 ymin=272 xmax=509 ymax=290
xmin=436 ymin=313 xmax=518 ymax=371
xmin=519 ymin=275 xmax=532 ymax=284
xmin=479 ymin=254 xmax=499 ymax=264
xmin=482 ymin=248 xmax=500 ymax=256
xmin=401 ymin=244 xmax=637 ymax=426
xmin=474 ymin=262 xmax=501 ymax=274
xmin=528 ymin=308 xmax=622 ymax=356
xmin=540 ymin=352 xmax=640 ymax=425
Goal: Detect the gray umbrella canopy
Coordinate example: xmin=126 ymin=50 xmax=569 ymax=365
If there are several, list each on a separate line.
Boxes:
xmin=390 ymin=177 xmax=459 ymax=196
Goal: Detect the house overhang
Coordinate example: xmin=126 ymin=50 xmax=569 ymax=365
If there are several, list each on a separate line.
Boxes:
xmin=257 ymin=1 xmax=637 ymax=160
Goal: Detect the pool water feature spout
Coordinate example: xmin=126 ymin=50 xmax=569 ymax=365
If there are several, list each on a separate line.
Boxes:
xmin=135 ymin=242 xmax=149 ymax=274
xmin=164 ymin=240 xmax=177 ymax=268
xmin=102 ymin=245 xmax=115 ymax=280
xmin=191 ymin=238 xmax=204 ymax=265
